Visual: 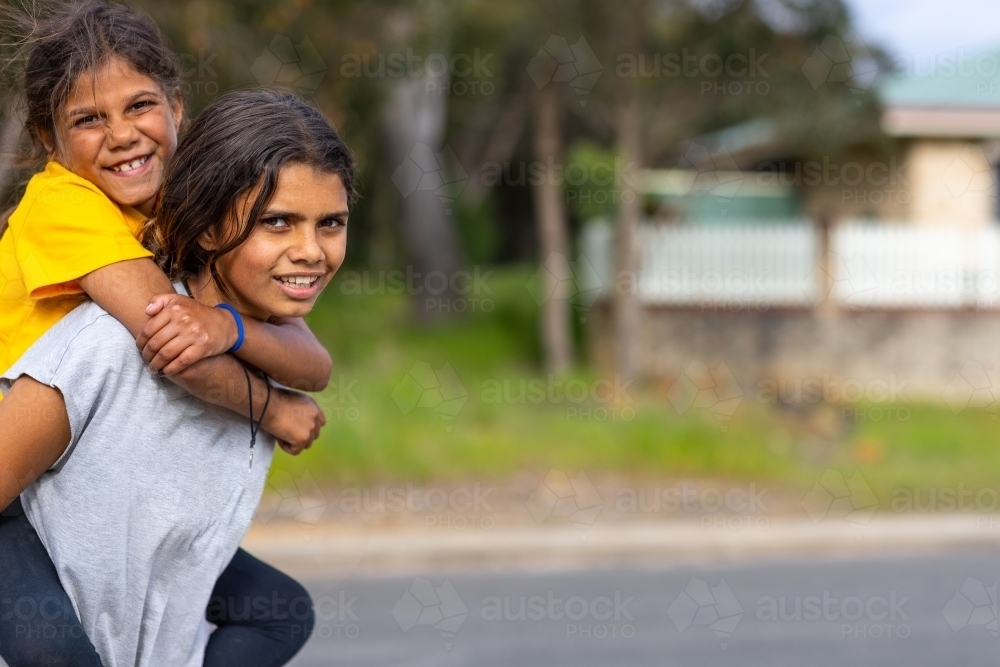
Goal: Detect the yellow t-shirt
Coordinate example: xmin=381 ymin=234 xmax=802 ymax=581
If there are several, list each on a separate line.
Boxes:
xmin=0 ymin=160 xmax=152 ymax=376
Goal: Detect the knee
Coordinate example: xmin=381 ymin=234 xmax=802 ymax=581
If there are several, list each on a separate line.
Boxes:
xmin=286 ymin=579 xmax=315 ymax=644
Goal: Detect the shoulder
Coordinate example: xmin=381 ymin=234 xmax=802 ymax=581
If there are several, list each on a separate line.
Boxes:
xmin=28 ymin=302 xmax=132 ymax=369
xmin=10 ymin=162 xmax=124 ymax=231
xmin=54 ymin=302 xmax=133 ymax=351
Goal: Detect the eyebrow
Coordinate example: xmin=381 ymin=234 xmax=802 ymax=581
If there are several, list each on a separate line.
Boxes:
xmin=65 ymin=89 xmax=161 ymax=119
xmin=263 ymin=209 xmax=350 ymax=221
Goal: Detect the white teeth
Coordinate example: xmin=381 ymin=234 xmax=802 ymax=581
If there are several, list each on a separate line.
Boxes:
xmin=111 ymin=155 xmax=149 ymax=173
xmin=277 ymin=276 xmax=318 ymax=287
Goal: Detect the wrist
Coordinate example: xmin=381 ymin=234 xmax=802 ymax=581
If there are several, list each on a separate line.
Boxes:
xmin=215 ymin=303 xmax=245 ymax=353
xmin=260 ymin=388 xmax=285 ymax=431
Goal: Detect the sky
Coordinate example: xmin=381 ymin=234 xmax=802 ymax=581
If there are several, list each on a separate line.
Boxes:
xmin=844 ymin=0 xmax=1000 ymax=57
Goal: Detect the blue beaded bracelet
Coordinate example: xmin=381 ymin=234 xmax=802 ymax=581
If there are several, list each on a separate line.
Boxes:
xmin=215 ymin=303 xmax=245 ymax=353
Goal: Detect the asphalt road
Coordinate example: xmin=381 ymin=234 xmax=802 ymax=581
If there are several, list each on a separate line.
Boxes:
xmin=288 ymin=549 xmax=1000 ymax=667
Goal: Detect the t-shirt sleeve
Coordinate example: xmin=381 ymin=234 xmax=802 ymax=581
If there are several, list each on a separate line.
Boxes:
xmin=0 ymin=306 xmax=133 ymax=470
xmin=11 ymin=180 xmax=152 ymax=299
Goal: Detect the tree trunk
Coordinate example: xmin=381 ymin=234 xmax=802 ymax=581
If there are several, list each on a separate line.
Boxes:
xmin=613 ymin=0 xmax=645 ymax=382
xmin=0 ymin=97 xmax=25 ymax=237
xmin=383 ymin=72 xmax=464 ymax=324
xmin=533 ymin=85 xmax=573 ymax=375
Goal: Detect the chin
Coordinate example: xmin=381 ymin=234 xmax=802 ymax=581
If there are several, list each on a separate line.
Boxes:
xmin=260 ymin=299 xmax=313 ymax=320
xmin=108 ymin=190 xmax=154 ymax=210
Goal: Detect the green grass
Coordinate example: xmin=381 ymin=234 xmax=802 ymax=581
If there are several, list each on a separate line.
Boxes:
xmin=269 ymin=265 xmax=1000 ymax=505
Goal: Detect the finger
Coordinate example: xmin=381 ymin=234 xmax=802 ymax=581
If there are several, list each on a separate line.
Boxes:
xmin=138 ymin=310 xmax=178 ymax=356
xmin=145 ymin=293 xmax=174 ymax=317
xmin=160 ymin=347 xmax=202 ymax=376
xmin=142 ymin=325 xmax=185 ymax=367
xmin=149 ymin=335 xmax=202 ymax=374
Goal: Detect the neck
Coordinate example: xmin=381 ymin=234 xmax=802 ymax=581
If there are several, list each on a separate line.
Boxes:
xmin=188 ymin=270 xmax=269 ymax=320
xmin=135 ymin=199 xmax=156 ymax=218
xmin=187 ymin=270 xmax=223 ymax=307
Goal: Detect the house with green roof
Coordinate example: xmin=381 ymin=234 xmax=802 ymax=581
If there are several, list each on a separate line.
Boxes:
xmin=880 ymin=52 xmax=1000 ymax=227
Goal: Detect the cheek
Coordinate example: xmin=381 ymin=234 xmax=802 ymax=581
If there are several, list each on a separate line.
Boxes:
xmin=61 ymin=132 xmax=101 ymax=167
xmin=141 ymin=112 xmax=178 ymax=151
xmin=230 ymin=243 xmax=279 ymax=286
xmin=321 ymin=236 xmax=348 ymax=269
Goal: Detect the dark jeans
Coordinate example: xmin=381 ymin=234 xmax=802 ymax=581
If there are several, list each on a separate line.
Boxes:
xmin=0 ymin=498 xmax=313 ymax=667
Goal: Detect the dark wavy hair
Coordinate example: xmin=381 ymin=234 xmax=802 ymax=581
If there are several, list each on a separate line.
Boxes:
xmin=146 ymin=88 xmax=356 ymax=301
xmin=4 ymin=0 xmax=183 ymax=162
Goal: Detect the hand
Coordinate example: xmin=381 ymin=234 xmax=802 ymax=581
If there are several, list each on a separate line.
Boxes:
xmin=262 ymin=389 xmax=326 ymax=455
xmin=137 ymin=294 xmax=239 ymax=375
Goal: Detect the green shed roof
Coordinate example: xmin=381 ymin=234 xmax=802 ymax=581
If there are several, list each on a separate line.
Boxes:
xmin=881 ymin=50 xmax=1000 ymax=108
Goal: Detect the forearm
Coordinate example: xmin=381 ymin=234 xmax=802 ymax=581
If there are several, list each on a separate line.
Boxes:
xmin=170 ymin=352 xmax=275 ymax=426
xmin=80 ymin=258 xmax=276 ymax=424
xmin=171 ymin=354 xmax=326 ymax=451
xmin=236 ymin=317 xmax=332 ymax=391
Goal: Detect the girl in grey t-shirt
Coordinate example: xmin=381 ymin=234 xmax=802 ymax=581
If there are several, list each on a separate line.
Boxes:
xmin=0 ymin=89 xmax=354 ymax=667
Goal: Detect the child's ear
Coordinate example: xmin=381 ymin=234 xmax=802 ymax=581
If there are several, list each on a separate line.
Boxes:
xmin=39 ymin=129 xmax=56 ymax=157
xmin=169 ymin=94 xmax=184 ymax=133
xmin=197 ymin=229 xmax=217 ymax=252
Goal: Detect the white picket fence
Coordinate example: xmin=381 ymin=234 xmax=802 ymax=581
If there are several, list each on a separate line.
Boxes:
xmin=579 ymin=220 xmax=1000 ymax=309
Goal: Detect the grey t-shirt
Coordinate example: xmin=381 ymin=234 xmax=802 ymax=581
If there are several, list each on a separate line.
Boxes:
xmin=0 ymin=297 xmax=274 ymax=667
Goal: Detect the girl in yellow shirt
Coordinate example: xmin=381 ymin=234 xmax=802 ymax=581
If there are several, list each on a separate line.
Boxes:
xmin=0 ymin=2 xmax=334 ymax=664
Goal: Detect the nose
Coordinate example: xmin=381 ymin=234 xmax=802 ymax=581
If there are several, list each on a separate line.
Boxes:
xmin=104 ymin=114 xmax=138 ymax=149
xmin=288 ymin=225 xmax=325 ymax=265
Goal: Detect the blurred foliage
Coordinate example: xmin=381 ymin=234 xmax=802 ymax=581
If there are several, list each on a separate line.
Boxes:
xmin=277 ymin=265 xmax=1000 ymax=501
xmin=119 ymin=0 xmax=888 ymax=272
xmin=564 ymin=140 xmax=622 ymax=222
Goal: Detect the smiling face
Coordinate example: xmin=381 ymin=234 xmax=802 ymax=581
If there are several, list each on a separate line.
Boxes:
xmin=192 ymin=163 xmax=349 ymax=321
xmin=53 ymin=56 xmax=182 ymax=217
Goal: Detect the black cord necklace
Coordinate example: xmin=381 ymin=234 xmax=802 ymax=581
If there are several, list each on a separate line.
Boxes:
xmin=239 ymin=361 xmax=271 ymax=470
xmin=180 ymin=281 xmax=271 ymax=469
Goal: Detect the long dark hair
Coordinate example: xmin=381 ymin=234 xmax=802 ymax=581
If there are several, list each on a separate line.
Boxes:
xmin=147 ymin=88 xmax=356 ymax=301
xmin=3 ymin=0 xmax=182 ymax=164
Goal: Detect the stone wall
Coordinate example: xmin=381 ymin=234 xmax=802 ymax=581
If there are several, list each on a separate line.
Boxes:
xmin=588 ymin=303 xmax=1000 ymax=402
